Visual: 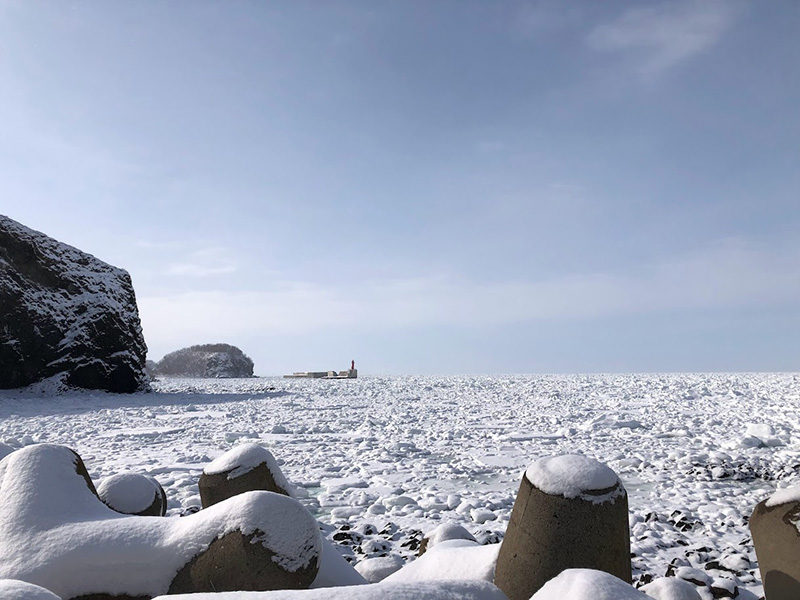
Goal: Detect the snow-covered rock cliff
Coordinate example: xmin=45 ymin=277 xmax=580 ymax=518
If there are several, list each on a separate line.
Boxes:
xmin=0 ymin=215 xmax=148 ymax=392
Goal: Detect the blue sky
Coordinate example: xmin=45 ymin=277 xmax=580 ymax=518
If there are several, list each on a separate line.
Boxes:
xmin=2 ymin=1 xmax=798 ymax=375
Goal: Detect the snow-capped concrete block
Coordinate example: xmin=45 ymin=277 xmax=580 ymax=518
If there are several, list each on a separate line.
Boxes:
xmin=383 ymin=540 xmax=499 ymax=584
xmin=0 ymin=444 xmax=322 ymax=599
xmin=0 ymin=215 xmax=148 ymax=393
xmin=97 ymin=472 xmax=167 ymax=517
xmin=200 ymin=443 xmax=292 ymax=508
xmin=494 ymin=455 xmax=631 ymax=600
xmin=529 ymin=569 xmax=647 ymax=600
xmin=153 ymin=580 xmax=511 ymax=600
xmin=750 ymin=490 xmax=800 ymax=600
xmin=640 ymin=576 xmax=702 ymax=599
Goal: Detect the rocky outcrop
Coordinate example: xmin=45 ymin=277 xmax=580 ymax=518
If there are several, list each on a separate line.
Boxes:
xmin=0 ymin=216 xmax=148 ymax=393
xmin=155 ymin=343 xmax=254 ymax=378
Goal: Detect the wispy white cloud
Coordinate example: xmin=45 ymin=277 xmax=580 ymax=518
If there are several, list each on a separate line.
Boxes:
xmin=138 ymin=237 xmax=800 ymax=350
xmin=586 ymin=0 xmax=741 ymax=78
xmin=512 ymin=1 xmax=584 ymax=38
xmin=164 ymin=246 xmax=239 ymax=278
xmin=165 ymin=263 xmax=238 ymax=277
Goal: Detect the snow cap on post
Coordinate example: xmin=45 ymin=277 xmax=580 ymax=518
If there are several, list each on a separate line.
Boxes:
xmin=525 ymin=454 xmax=623 ymax=503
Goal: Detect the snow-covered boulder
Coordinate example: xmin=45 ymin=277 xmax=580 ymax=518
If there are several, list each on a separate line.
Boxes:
xmin=0 ymin=215 xmax=148 ymax=393
xmin=640 ymin=576 xmax=702 ymax=599
xmin=419 ymin=522 xmax=477 ymax=556
xmin=383 ymin=540 xmax=499 ymax=584
xmin=530 ymin=569 xmax=648 ymax=599
xmin=97 ymin=472 xmax=168 ymax=516
xmin=353 ymin=555 xmax=405 ymax=583
xmin=0 ymin=444 xmax=322 ymax=598
xmin=494 ymin=455 xmax=631 ymax=600
xmin=0 ymin=579 xmax=62 ymax=600
xmin=200 ymin=443 xmax=293 ymax=507
xmin=741 ymin=423 xmax=783 ymax=448
xmin=155 ymin=343 xmax=254 ymax=378
xmin=153 ymin=580 xmax=510 ymax=600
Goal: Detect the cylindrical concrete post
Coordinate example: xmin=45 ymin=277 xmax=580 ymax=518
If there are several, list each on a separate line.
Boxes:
xmin=494 ymin=454 xmax=631 ymax=600
xmin=750 ymin=488 xmax=800 ymax=600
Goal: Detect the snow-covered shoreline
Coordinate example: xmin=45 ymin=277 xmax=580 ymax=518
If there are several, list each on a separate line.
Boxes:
xmin=2 ymin=373 xmax=798 ymax=597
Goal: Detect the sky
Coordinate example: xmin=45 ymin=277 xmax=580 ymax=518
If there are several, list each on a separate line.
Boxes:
xmin=1 ymin=1 xmax=798 ymax=375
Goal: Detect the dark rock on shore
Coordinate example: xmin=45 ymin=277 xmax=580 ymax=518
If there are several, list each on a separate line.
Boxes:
xmin=0 ymin=215 xmax=148 ymax=393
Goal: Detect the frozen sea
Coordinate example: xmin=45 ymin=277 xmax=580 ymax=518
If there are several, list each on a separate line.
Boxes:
xmin=2 ymin=372 xmax=799 ymax=597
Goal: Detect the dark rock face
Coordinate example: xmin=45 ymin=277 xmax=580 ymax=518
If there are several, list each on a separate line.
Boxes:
xmin=155 ymin=343 xmax=254 ymax=378
xmin=0 ymin=216 xmax=148 ymax=393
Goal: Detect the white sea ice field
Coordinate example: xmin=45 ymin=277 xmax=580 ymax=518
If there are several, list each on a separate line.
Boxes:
xmin=1 ymin=373 xmax=799 ymax=597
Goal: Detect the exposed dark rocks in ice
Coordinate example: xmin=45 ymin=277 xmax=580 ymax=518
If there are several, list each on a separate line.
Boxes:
xmin=154 ymin=343 xmax=254 ymax=378
xmin=0 ymin=215 xmax=148 ymax=393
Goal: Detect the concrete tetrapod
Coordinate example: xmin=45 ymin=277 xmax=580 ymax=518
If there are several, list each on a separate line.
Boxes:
xmin=0 ymin=444 xmax=322 ymax=599
xmin=493 ymin=454 xmax=631 ymax=600
xmin=750 ymin=487 xmax=800 ymax=600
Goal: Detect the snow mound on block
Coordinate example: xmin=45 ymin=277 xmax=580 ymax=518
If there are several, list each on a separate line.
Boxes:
xmin=0 ymin=580 xmax=62 ymax=600
xmin=422 ymin=522 xmax=477 ymax=552
xmin=206 ymin=443 xmax=292 ymax=489
xmin=383 ymin=540 xmax=499 ymax=583
xmin=354 ymin=555 xmax=405 ymax=583
xmin=0 ymin=444 xmax=321 ymax=598
xmin=530 ymin=568 xmax=648 ymax=599
xmin=766 ymin=483 xmax=800 ymax=507
xmin=154 ymin=579 xmax=509 ymax=600
xmin=525 ymin=455 xmax=620 ymax=499
xmin=97 ymin=472 xmax=162 ymax=514
xmin=640 ymin=576 xmax=702 ymax=599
